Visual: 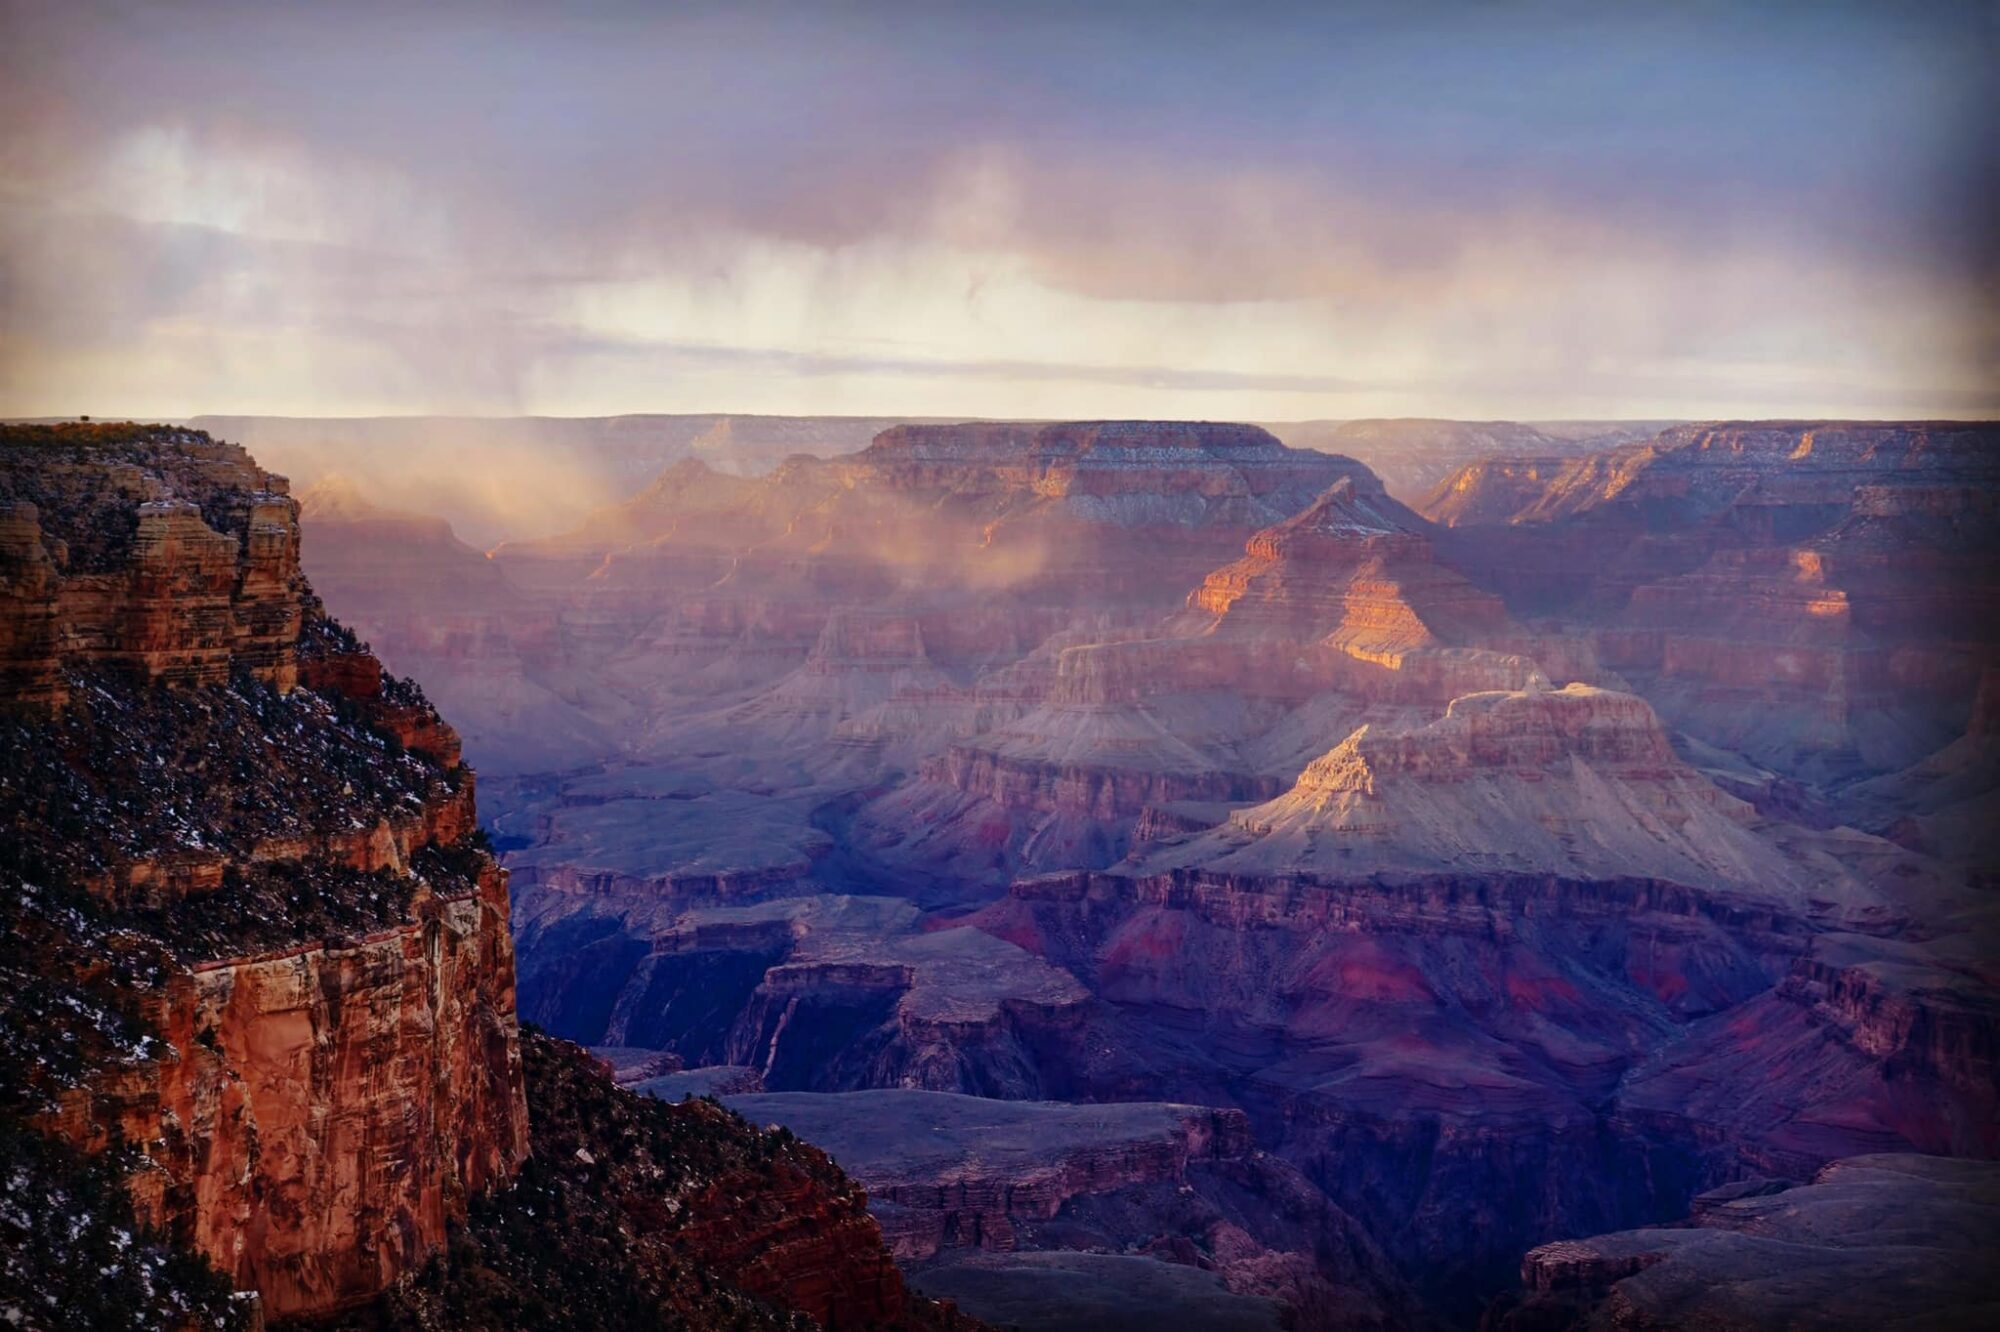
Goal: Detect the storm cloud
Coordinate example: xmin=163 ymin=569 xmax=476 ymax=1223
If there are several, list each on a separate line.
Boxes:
xmin=1 ymin=0 xmax=1993 ymax=419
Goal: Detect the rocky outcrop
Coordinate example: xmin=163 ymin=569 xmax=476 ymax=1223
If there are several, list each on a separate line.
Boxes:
xmin=334 ymin=1033 xmax=983 ymax=1331
xmin=0 ymin=428 xmax=529 ymax=1317
xmin=41 ymin=864 xmax=527 ymax=1317
xmin=717 ymin=1089 xmax=1420 ymax=1330
xmin=1422 ymin=420 xmax=2000 ymax=781
xmin=1500 ymin=1155 xmax=2000 ymax=1330
xmin=3 ymin=424 xmax=968 ymax=1331
xmin=0 ymin=425 xmax=309 ymax=707
xmin=1149 ymin=684 xmax=1897 ymax=917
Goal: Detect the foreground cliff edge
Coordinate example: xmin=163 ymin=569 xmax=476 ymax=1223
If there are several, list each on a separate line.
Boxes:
xmin=0 ymin=424 xmax=977 ymax=1330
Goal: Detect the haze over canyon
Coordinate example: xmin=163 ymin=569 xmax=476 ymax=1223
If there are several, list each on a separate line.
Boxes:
xmin=3 ymin=3 xmax=1997 ymax=1330
xmin=8 ymin=409 xmax=1990 ymax=1328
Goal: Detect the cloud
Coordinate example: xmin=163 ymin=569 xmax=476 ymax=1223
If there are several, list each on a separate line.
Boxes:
xmin=0 ymin=0 xmax=1992 ymax=419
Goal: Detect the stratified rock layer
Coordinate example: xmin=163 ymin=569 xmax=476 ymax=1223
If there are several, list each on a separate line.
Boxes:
xmin=1501 ymin=1155 xmax=2000 ymax=1330
xmin=2 ymin=424 xmax=975 ymax=1332
xmin=1 ymin=425 xmax=307 ymax=706
xmin=1424 ymin=420 xmax=2000 ymax=782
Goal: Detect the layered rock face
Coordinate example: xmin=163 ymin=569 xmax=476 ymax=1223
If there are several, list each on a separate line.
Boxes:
xmin=1 ymin=424 xmax=976 ymax=1332
xmin=1 ymin=425 xmax=305 ymax=707
xmin=40 ymin=863 xmax=526 ymax=1315
xmin=1262 ymin=419 xmax=1669 ymax=502
xmin=711 ymin=1089 xmax=1420 ymax=1330
xmin=1 ymin=428 xmax=529 ymax=1318
xmin=1424 ymin=420 xmax=2000 ymax=781
xmin=1500 ymin=1155 xmax=2000 ymax=1330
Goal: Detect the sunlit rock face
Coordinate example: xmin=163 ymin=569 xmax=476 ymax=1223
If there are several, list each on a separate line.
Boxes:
xmin=0 ymin=428 xmax=305 ymax=706
xmin=1160 ymin=683 xmax=1896 ymax=912
xmin=0 ymin=426 xmax=527 ymax=1318
xmin=1 ymin=426 xmax=972 ymax=1331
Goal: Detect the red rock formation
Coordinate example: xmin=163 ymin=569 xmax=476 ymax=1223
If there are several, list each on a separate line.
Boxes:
xmin=1422 ymin=420 xmax=2000 ymax=779
xmin=5 ymin=425 xmax=968 ymax=1331
xmin=0 ymin=428 xmax=309 ymax=705
xmin=41 ymin=864 xmax=527 ymax=1317
xmin=0 ymin=430 xmax=526 ymax=1316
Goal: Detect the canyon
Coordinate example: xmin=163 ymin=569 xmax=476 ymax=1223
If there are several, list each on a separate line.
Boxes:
xmin=6 ymin=415 xmax=1992 ymax=1329
xmin=284 ymin=415 xmax=1999 ymax=1326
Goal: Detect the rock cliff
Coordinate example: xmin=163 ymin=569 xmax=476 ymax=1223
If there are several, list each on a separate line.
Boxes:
xmin=2 ymin=424 xmax=529 ymax=1318
xmin=711 ymin=1089 xmax=1420 ymax=1330
xmin=1499 ymin=1155 xmax=2000 ymax=1330
xmin=1423 ymin=420 xmax=2000 ymax=781
xmin=1 ymin=425 xmax=305 ymax=707
xmin=0 ymin=424 xmax=978 ymax=1331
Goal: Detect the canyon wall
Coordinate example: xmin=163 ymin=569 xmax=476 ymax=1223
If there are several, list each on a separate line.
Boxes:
xmin=277 ymin=416 xmax=2000 ymax=1327
xmin=1 ymin=425 xmax=530 ymax=1317
xmin=1 ymin=425 xmax=975 ymax=1331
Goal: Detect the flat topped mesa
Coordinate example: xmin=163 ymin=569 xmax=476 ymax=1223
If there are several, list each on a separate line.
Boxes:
xmin=863 ymin=419 xmax=1292 ymax=461
xmin=854 ymin=420 xmax=1368 ymax=504
xmin=0 ymin=423 xmax=307 ymax=707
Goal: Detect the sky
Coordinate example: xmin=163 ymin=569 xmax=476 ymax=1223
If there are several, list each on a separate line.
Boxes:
xmin=0 ymin=0 xmax=1994 ymax=421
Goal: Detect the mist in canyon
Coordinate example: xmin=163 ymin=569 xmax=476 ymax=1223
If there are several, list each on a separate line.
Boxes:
xmin=3 ymin=3 xmax=1997 ymax=1331
xmin=285 ymin=414 xmax=2000 ymax=1329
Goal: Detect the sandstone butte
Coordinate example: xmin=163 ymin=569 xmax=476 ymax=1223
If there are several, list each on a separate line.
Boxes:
xmin=0 ymin=424 xmax=981 ymax=1331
